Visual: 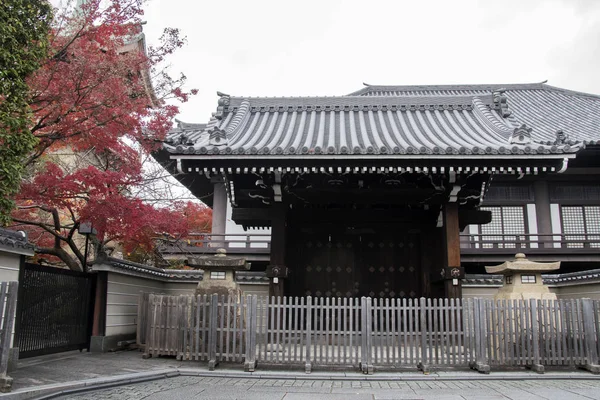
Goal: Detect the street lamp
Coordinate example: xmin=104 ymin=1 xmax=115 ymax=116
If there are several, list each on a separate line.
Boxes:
xmin=78 ymin=222 xmax=97 ymax=272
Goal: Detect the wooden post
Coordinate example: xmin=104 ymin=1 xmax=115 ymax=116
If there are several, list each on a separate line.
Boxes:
xmin=417 ymin=297 xmax=430 ymax=373
xmin=470 ymin=298 xmax=490 ymax=373
xmin=211 ymin=176 xmax=227 ymax=238
xmin=360 ymin=297 xmax=373 ymax=374
xmin=92 ymin=272 xmax=107 ymax=337
xmin=581 ymin=299 xmax=600 ymax=374
xmin=529 ymin=299 xmax=544 ymax=373
xmin=208 ymin=294 xmax=219 ymax=370
xmin=533 ymin=180 xmax=553 ymax=248
xmin=244 ymin=295 xmax=257 ymax=372
xmin=443 ymin=203 xmax=463 ymax=299
xmin=269 ymin=203 xmax=287 ymax=298
xmin=305 ymin=296 xmax=312 ymax=373
xmin=0 ymin=282 xmax=18 ymax=392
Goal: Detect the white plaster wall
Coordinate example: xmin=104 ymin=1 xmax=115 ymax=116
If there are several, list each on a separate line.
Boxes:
xmin=550 ymin=203 xmax=562 ymax=248
xmin=0 ymin=253 xmax=20 ymax=282
xmin=526 ymin=204 xmax=538 ymax=248
xmin=105 ymin=273 xmax=163 ymax=337
xmin=553 ymin=283 xmax=600 ymax=300
xmin=462 ymin=283 xmax=600 ymax=300
xmin=239 ymin=283 xmax=269 ymax=298
xmin=0 ymin=252 xmax=20 ymax=348
xmin=239 ymin=283 xmax=269 ymax=331
xmin=462 ymin=287 xmax=499 ymax=299
xmin=163 ymin=282 xmax=197 ymax=296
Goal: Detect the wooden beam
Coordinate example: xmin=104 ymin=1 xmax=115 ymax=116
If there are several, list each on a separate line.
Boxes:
xmin=268 ymin=203 xmax=286 ymax=298
xmin=232 ymin=208 xmax=272 ymax=221
xmin=443 ymin=203 xmax=462 ymax=298
xmin=459 ymin=209 xmax=492 ymax=230
xmin=533 ymin=180 xmax=553 ymax=248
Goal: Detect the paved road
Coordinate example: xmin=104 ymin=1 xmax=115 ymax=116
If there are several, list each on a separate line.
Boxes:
xmin=56 ymin=376 xmax=600 ymax=400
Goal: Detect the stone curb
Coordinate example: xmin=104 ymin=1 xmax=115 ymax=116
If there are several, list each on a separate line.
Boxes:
xmin=2 ymin=368 xmax=600 ymax=400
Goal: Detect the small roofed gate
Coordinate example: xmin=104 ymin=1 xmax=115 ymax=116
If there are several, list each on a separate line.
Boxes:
xmin=16 ymin=263 xmax=95 ymax=358
xmin=288 ymin=229 xmax=422 ymax=300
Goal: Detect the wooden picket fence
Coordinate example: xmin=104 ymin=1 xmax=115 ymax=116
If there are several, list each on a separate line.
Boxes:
xmin=139 ymin=294 xmax=600 ymax=374
xmin=0 ymin=282 xmax=18 ymax=392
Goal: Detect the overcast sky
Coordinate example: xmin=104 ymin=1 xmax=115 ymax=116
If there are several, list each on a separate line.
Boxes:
xmin=140 ymin=0 xmax=600 ymax=124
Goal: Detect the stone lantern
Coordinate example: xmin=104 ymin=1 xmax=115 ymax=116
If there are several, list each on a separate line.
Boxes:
xmin=187 ymin=248 xmax=250 ymax=297
xmin=485 ymin=253 xmax=559 ymax=301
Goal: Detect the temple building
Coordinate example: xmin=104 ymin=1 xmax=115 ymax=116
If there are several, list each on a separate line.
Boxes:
xmin=154 ymin=82 xmax=600 ymax=300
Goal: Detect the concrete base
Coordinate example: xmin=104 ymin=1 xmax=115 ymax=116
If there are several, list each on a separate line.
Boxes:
xmin=0 ymin=375 xmax=13 ymax=393
xmin=244 ymin=360 xmax=256 ymax=372
xmin=90 ymin=334 xmax=136 ymax=353
xmin=527 ymin=364 xmax=545 ymax=374
xmin=360 ymin=362 xmax=374 ymax=375
xmin=417 ymin=362 xmax=431 ymax=374
xmin=208 ymin=359 xmax=218 ymax=371
xmin=582 ymin=364 xmax=600 ymax=375
xmin=7 ymin=348 xmax=18 ymax=373
xmin=469 ymin=361 xmax=491 ymax=374
xmin=305 ymin=362 xmax=312 ymax=374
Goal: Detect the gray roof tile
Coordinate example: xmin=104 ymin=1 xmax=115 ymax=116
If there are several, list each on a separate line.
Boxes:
xmin=165 ymin=83 xmax=591 ymax=157
xmin=0 ymin=227 xmax=34 ymax=256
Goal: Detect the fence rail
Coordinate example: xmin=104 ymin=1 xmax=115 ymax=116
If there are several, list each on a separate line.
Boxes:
xmin=460 ymin=233 xmax=600 ymax=252
xmin=140 ymin=295 xmax=600 ymax=374
xmin=158 ymin=234 xmax=271 ymax=255
xmin=0 ymin=282 xmax=18 ymax=392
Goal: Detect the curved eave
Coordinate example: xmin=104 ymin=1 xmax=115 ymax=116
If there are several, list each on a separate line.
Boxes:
xmin=166 ymin=152 xmax=578 ymax=160
xmin=152 ymin=148 xmax=214 ymax=207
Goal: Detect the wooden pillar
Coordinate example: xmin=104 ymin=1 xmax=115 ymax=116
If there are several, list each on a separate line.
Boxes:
xmin=91 ymin=272 xmax=107 ymax=337
xmin=533 ymin=180 xmax=553 ymax=248
xmin=443 ymin=203 xmax=463 ymax=299
xmin=268 ymin=203 xmax=286 ymax=298
xmin=211 ymin=176 xmax=227 ymax=236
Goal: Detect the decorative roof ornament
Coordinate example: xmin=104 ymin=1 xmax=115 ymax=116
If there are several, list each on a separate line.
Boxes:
xmin=492 ymin=89 xmax=512 ymax=117
xmin=554 ymin=130 xmax=567 ymax=145
xmin=215 ymin=91 xmax=230 ymax=120
xmin=208 ymin=126 xmax=227 ymax=146
xmin=509 ymin=124 xmax=533 ymax=144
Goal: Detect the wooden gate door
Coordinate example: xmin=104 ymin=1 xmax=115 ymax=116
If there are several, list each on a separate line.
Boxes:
xmin=16 ymin=263 xmax=96 ymax=358
xmin=288 ymin=229 xmax=421 ymax=300
xmin=357 ymin=231 xmax=422 ymax=299
xmin=288 ymin=231 xmax=359 ymax=298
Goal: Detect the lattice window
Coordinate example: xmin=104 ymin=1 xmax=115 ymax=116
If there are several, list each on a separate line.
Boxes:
xmin=480 ymin=206 xmax=526 ymax=248
xmin=521 ymin=275 xmax=536 ymax=284
xmin=486 ymin=185 xmax=533 ymax=202
xmin=210 ymin=271 xmax=226 ymax=280
xmin=552 ymin=185 xmax=600 ymax=202
xmin=561 ymin=206 xmax=600 ymax=248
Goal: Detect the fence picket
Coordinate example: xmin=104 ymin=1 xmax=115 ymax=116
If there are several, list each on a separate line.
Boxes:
xmin=137 ymin=294 xmax=600 ymax=374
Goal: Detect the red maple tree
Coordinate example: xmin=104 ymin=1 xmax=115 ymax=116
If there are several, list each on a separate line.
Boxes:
xmin=10 ymin=0 xmax=210 ymax=271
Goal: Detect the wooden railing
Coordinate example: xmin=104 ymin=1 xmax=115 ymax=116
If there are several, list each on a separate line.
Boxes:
xmin=161 ymin=232 xmax=600 ymax=256
xmin=460 ymin=233 xmax=600 ymax=253
xmin=159 ymin=233 xmax=271 ymax=255
xmin=139 ymin=294 xmax=600 ymax=374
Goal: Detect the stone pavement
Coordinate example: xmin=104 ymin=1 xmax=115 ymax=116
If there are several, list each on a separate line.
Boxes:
xmin=55 ymin=376 xmax=600 ymax=400
xmin=2 ymin=350 xmax=600 ymax=400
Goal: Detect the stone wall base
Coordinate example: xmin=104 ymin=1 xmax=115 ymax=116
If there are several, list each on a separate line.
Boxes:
xmin=90 ymin=334 xmax=136 ymax=353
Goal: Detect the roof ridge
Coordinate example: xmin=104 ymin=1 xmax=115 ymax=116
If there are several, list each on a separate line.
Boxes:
xmin=348 ymin=82 xmax=600 ymax=101
xmin=348 ymin=82 xmax=547 ymax=96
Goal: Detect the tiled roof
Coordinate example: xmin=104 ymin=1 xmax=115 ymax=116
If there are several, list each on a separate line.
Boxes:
xmin=164 ymin=83 xmax=591 ymax=158
xmin=543 ymin=268 xmax=600 ymax=285
xmin=463 ymin=269 xmax=600 ymax=287
xmin=235 ymin=271 xmax=269 ymax=284
xmin=0 ymin=227 xmax=34 ymax=256
xmin=352 ymin=83 xmax=600 ymax=146
xmin=91 ymin=256 xmax=204 ymax=282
